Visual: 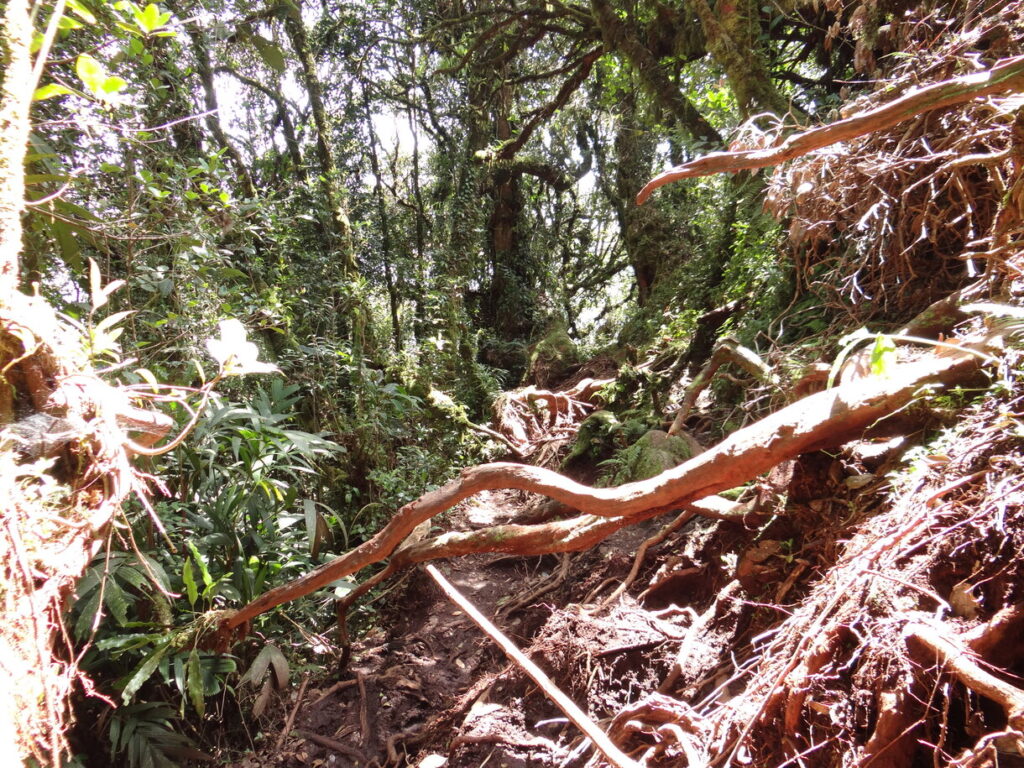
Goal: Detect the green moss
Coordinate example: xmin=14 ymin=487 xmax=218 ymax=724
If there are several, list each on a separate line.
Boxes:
xmin=599 ymin=429 xmax=694 ymax=486
xmin=562 ymin=410 xmax=622 ymax=468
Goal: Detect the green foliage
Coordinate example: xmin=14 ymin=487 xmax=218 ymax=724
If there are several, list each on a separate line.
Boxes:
xmin=108 ymin=702 xmax=194 ymax=768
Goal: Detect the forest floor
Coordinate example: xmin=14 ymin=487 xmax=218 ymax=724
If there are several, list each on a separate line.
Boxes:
xmin=227 ymin=347 xmax=1024 ymax=768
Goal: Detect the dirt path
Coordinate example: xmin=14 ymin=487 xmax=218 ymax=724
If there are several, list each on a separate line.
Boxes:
xmin=246 ymin=489 xmax=580 ymax=767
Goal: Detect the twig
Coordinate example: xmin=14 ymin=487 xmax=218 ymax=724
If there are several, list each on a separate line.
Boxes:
xmin=275 ymin=674 xmax=310 ymax=751
xmin=425 ymin=564 xmax=642 ymax=768
xmin=357 ymin=671 xmax=370 ymax=749
xmin=309 ymin=679 xmax=358 ymax=709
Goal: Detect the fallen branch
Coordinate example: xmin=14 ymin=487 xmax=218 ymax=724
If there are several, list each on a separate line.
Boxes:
xmin=296 ymin=729 xmax=365 ymax=761
xmin=636 ymin=55 xmax=1024 ymax=203
xmin=222 ymin=352 xmax=980 ymax=632
xmin=425 ymin=564 xmax=641 ymax=768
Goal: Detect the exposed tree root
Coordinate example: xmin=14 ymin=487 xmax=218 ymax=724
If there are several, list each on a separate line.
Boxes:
xmin=597 ymin=509 xmax=700 ymax=607
xmin=637 ymin=54 xmax=1024 ymax=203
xmin=907 ymin=621 xmax=1024 ymax=735
xmin=497 ymin=552 xmax=572 ymax=617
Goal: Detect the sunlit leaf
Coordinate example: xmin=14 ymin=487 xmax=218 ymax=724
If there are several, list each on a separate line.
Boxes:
xmin=869 ymin=334 xmax=896 ymax=377
xmin=75 ymin=53 xmax=106 ymax=95
xmin=67 ymin=0 xmax=97 ymax=24
xmin=182 ymin=558 xmax=197 ymax=607
xmin=205 ymin=319 xmax=280 ymax=376
xmin=33 ymin=84 xmax=73 ymax=101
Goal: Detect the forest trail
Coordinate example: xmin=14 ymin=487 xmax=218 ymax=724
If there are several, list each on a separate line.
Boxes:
xmin=233 ymin=488 xmax=609 ymax=768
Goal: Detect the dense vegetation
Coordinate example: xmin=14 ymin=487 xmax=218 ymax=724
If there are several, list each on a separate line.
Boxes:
xmin=1 ymin=0 xmax=1023 ymax=765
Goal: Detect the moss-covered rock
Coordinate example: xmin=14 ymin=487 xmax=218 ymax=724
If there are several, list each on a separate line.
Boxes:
xmin=524 ymin=322 xmax=579 ymax=387
xmin=600 ymin=429 xmax=694 ymax=486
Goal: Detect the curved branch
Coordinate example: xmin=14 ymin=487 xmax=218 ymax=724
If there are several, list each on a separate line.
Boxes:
xmin=223 ymin=352 xmax=980 ymax=631
xmin=637 ymin=54 xmax=1024 ymax=204
xmin=494 ymin=46 xmax=604 ymax=161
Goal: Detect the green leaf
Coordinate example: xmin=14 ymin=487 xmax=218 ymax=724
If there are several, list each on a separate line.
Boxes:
xmin=182 ymin=558 xmax=197 ymax=607
xmin=33 ymin=84 xmax=73 ymax=101
xmin=103 ymin=578 xmax=131 ymax=626
xmin=52 ymin=218 xmax=83 ymax=274
xmin=75 ymin=53 xmax=106 ymax=96
xmin=53 ymin=198 xmax=100 ymax=222
xmin=251 ymin=36 xmax=286 ymax=72
xmin=24 ymin=173 xmax=69 ymax=184
xmin=133 ymin=2 xmax=170 ymax=33
xmin=74 ymin=590 xmax=102 ymax=640
xmin=869 ymin=334 xmax=896 ymax=377
xmin=101 ymin=76 xmax=128 ymax=94
xmin=187 ymin=648 xmax=205 ymax=716
xmin=121 ymin=641 xmax=170 ymax=703
xmin=187 ymin=542 xmax=214 ymax=588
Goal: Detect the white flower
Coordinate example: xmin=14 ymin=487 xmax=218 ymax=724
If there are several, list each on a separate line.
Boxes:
xmin=206 ymin=319 xmax=280 ymax=376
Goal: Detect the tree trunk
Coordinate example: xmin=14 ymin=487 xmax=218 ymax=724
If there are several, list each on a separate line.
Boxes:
xmin=362 ymin=87 xmax=402 ymax=352
xmin=0 ymin=0 xmax=32 ymax=297
xmin=182 ymin=18 xmax=257 ymax=197
xmin=284 ymin=7 xmax=357 ymax=275
xmin=687 ymin=0 xmax=792 ymax=118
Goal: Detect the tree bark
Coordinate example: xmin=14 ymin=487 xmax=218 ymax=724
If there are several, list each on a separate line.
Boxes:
xmin=590 ymin=0 xmax=722 ymax=147
xmin=687 ymin=0 xmax=791 ymax=118
xmin=182 ymin=19 xmax=257 ymax=197
xmin=216 ymin=66 xmax=306 ymax=183
xmin=638 ymin=54 xmax=1024 ymax=203
xmin=362 ymin=87 xmax=402 ymax=352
